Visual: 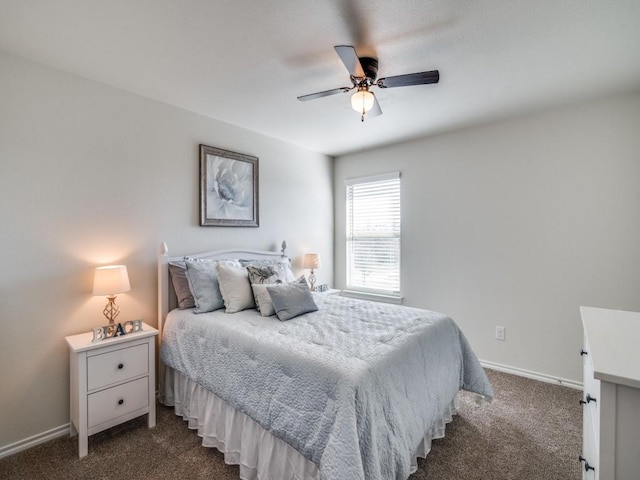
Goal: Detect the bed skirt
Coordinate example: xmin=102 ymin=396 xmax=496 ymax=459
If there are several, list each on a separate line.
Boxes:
xmin=163 ymin=366 xmax=459 ymax=480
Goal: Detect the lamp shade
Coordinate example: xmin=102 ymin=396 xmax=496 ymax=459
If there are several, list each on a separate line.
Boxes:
xmin=302 ymin=253 xmax=321 ymax=270
xmin=351 ymin=89 xmax=375 ymax=113
xmin=92 ymin=265 xmax=131 ymax=296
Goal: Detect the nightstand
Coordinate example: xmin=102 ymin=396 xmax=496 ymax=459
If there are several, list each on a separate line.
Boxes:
xmin=65 ymin=323 xmax=158 ymax=458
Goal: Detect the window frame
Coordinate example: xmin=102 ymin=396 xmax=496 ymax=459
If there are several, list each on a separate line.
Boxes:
xmin=344 ymin=172 xmax=401 ymax=301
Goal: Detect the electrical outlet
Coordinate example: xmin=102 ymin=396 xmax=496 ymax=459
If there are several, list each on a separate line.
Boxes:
xmin=495 ymin=326 xmax=505 ymax=341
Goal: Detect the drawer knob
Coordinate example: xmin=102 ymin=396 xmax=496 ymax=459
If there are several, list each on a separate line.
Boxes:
xmin=580 ymin=394 xmax=596 ymax=405
xmin=579 ymin=455 xmax=595 ymax=472
xmin=118 ymin=399 xmax=124 ymax=405
xmin=118 ymin=363 xmax=124 ymax=370
xmin=580 ymin=349 xmax=588 ymax=356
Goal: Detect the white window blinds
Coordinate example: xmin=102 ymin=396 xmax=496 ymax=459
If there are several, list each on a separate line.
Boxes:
xmin=346 ymin=172 xmax=401 ymax=294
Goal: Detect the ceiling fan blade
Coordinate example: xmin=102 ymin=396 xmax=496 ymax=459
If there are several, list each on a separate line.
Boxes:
xmin=297 ymin=87 xmax=351 ymax=102
xmin=377 ymin=70 xmax=440 ymax=88
xmin=368 ymin=92 xmax=382 ymax=117
xmin=334 ymin=45 xmax=365 ymax=78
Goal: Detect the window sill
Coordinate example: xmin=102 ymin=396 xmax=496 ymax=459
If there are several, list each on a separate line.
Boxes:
xmin=340 ymin=290 xmax=404 ymax=305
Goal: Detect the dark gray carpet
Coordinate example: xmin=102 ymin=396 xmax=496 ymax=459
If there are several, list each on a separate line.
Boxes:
xmin=0 ymin=369 xmax=582 ymax=479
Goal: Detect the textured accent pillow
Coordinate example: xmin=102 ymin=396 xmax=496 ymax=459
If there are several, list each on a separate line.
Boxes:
xmin=215 ymin=263 xmax=256 ymax=313
xmin=241 ymin=257 xmax=295 ymax=283
xmin=267 ymin=281 xmax=318 ymax=321
xmin=183 ymin=258 xmax=226 ymax=313
xmin=168 ymin=262 xmax=195 ymax=309
xmin=246 ymin=265 xmax=282 ymax=285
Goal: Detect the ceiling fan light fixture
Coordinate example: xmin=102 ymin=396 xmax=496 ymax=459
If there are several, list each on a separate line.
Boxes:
xmin=351 ymin=89 xmax=374 ymax=114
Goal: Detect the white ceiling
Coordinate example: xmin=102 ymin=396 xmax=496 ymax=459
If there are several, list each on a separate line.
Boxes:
xmin=1 ymin=0 xmax=639 ymax=156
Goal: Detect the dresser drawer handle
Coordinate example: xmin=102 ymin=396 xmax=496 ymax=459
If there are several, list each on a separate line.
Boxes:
xmin=118 ymin=399 xmax=124 ymax=405
xmin=579 ymin=455 xmax=595 ymax=472
xmin=580 ymin=349 xmax=588 ymax=356
xmin=579 ymin=394 xmax=597 ymax=405
xmin=118 ymin=363 xmax=124 ymax=370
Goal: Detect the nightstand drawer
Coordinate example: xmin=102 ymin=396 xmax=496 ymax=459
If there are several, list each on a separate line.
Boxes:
xmin=87 ymin=343 xmax=148 ymax=390
xmin=87 ymin=377 xmax=149 ymax=428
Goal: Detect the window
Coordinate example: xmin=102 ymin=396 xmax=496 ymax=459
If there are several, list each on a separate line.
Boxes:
xmin=346 ymin=172 xmax=401 ymax=296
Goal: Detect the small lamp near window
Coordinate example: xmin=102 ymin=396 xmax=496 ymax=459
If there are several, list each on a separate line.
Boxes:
xmin=302 ymin=253 xmax=321 ymax=291
xmin=93 ymin=265 xmax=131 ymax=326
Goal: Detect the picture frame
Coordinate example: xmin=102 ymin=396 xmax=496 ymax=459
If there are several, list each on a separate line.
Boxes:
xmin=199 ymin=144 xmax=259 ymax=227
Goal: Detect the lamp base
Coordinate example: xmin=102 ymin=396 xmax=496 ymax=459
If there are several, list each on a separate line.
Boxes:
xmin=308 ymin=270 xmax=317 ymax=292
xmin=102 ymin=295 xmax=120 ymax=326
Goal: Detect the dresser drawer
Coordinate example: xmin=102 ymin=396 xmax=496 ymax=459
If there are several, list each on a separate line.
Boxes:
xmin=583 ymin=339 xmax=601 ymax=445
xmin=582 ymin=401 xmax=599 ymax=480
xmin=87 ymin=377 xmax=149 ymax=428
xmin=87 ymin=343 xmax=149 ymax=391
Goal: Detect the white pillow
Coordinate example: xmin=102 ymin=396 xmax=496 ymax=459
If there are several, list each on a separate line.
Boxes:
xmin=251 ymin=283 xmax=277 ymax=316
xmin=215 ymin=263 xmax=256 ymax=313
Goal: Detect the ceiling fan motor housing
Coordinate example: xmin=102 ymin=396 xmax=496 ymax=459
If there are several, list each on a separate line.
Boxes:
xmin=359 ymin=57 xmax=379 ymax=82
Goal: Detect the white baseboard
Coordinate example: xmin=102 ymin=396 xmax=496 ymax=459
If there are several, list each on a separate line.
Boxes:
xmin=2 ymin=390 xmax=161 ymax=458
xmin=481 ymin=360 xmax=583 ymax=390
xmin=0 ymin=423 xmax=69 ymax=459
xmin=0 ymin=368 xmax=579 ymax=460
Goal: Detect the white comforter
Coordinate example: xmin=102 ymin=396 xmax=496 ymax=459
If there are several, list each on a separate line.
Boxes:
xmin=161 ymin=294 xmax=493 ymax=480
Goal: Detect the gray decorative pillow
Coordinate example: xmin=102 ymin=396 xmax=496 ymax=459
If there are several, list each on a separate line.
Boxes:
xmin=251 ymin=276 xmax=308 ymax=317
xmin=183 ymin=258 xmax=227 ymax=313
xmin=168 ymin=262 xmax=195 ymax=309
xmin=267 ymin=281 xmax=318 ymax=321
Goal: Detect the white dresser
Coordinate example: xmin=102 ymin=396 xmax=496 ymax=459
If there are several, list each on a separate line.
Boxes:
xmin=580 ymin=306 xmax=640 ymax=480
xmin=65 ymin=323 xmax=158 ymax=457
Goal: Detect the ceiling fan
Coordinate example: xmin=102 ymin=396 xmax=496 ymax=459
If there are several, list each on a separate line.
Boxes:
xmin=297 ymin=45 xmax=440 ymax=122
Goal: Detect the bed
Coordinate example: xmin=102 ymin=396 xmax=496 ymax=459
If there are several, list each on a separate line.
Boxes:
xmin=157 ymin=242 xmax=493 ymax=480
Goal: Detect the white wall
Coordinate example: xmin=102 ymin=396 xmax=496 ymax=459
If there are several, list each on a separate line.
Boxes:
xmin=334 ymin=93 xmax=640 ymax=383
xmin=0 ymin=51 xmax=333 ymax=449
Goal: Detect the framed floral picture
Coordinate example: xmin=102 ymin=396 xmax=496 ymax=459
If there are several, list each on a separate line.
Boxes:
xmin=199 ymin=144 xmax=259 ymax=227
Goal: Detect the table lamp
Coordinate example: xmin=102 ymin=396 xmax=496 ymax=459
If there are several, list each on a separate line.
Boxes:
xmin=302 ymin=253 xmax=321 ymax=291
xmin=93 ymin=265 xmax=131 ymax=325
